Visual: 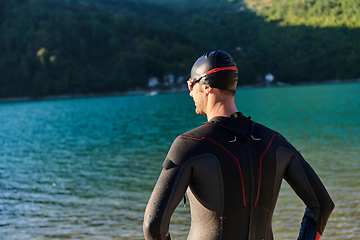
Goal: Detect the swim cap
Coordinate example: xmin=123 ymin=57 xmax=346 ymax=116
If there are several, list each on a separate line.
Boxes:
xmin=190 ymin=50 xmax=238 ymax=91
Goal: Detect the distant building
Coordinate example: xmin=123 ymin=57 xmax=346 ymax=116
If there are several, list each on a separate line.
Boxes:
xmin=265 ymin=73 xmax=274 ymax=83
xmin=163 ymin=73 xmax=175 ymax=87
xmin=148 ymin=77 xmax=159 ymax=88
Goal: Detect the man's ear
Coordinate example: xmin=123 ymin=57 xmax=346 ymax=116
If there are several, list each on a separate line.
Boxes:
xmin=204 ymin=86 xmax=213 ymax=95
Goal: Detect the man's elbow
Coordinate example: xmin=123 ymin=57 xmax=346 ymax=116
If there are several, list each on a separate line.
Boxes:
xmin=143 ymin=216 xmax=162 ymax=240
xmin=325 ymin=198 xmax=335 ymax=215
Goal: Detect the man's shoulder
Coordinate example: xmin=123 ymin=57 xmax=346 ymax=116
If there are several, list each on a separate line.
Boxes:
xmin=164 ymin=123 xmax=217 ymax=165
xmin=178 ymin=122 xmax=217 ymax=139
xmin=251 ymin=121 xmax=296 ymax=149
xmin=251 ymin=121 xmax=279 ymax=135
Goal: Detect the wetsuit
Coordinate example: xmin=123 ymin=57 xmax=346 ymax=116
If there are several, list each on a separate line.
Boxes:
xmin=143 ymin=112 xmax=334 ymax=240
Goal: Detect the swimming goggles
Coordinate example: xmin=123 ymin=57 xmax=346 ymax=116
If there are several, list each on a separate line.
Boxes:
xmin=187 ymin=66 xmax=238 ymax=91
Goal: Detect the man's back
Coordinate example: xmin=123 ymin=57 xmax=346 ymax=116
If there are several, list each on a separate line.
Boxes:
xmin=143 ymin=112 xmax=334 ymax=239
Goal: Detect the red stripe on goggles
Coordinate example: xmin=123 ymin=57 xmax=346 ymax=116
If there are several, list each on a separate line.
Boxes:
xmin=187 ymin=66 xmax=238 ymax=91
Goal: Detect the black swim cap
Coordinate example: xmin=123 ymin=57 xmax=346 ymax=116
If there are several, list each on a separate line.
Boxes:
xmin=190 ymin=50 xmax=238 ymax=91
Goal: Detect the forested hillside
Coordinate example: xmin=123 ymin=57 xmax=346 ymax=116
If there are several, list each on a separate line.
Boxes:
xmin=245 ymin=0 xmax=360 ymax=28
xmin=1 ymin=0 xmax=359 ymax=99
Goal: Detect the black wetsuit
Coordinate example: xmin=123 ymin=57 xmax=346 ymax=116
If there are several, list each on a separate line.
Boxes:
xmin=143 ymin=112 xmax=334 ymax=240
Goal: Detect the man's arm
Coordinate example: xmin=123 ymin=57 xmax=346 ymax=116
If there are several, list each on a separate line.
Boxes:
xmin=143 ymin=156 xmax=192 ymax=240
xmin=284 ymin=150 xmax=334 ymax=240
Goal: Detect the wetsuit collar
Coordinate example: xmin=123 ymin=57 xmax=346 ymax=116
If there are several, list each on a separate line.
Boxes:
xmin=207 ymin=112 xmax=252 ymax=143
xmin=208 ymin=112 xmax=247 ymax=122
xmin=230 ymin=112 xmax=245 ymax=119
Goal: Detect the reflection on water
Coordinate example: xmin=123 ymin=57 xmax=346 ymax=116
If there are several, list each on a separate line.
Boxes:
xmin=0 ymin=83 xmax=359 ymax=239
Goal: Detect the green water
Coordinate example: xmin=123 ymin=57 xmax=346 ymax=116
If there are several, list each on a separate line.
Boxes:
xmin=0 ymin=83 xmax=359 ymax=239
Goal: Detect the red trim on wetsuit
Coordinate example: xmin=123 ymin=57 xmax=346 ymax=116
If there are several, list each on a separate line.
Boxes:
xmin=315 ymin=217 xmax=323 ymax=240
xmin=320 ymin=217 xmax=324 ymax=234
xmin=255 ymin=133 xmax=280 ymax=206
xmin=179 ymin=135 xmax=247 ymax=206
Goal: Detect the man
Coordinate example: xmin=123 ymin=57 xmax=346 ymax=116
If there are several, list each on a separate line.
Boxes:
xmin=143 ymin=50 xmax=334 ymax=240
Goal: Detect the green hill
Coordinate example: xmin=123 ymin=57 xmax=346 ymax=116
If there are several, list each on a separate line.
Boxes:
xmin=245 ymin=0 xmax=360 ymax=28
xmin=1 ymin=0 xmax=359 ymax=99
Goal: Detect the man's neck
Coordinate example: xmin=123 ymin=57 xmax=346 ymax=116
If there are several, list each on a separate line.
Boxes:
xmin=206 ymin=101 xmax=238 ymax=121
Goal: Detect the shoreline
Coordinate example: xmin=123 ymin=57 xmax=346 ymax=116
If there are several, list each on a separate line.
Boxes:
xmin=1 ymin=78 xmax=359 ymax=104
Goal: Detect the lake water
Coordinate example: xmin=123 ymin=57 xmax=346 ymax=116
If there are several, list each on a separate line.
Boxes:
xmin=0 ymin=83 xmax=359 ymax=239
